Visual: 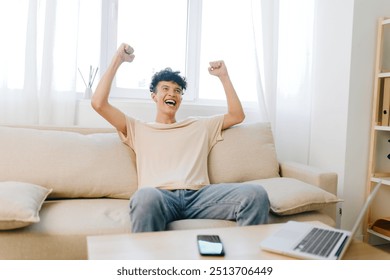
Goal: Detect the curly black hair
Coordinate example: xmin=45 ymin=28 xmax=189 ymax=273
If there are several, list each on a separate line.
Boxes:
xmin=149 ymin=68 xmax=187 ymax=94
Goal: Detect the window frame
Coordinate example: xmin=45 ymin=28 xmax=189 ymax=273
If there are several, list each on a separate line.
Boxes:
xmin=98 ymin=0 xmax=258 ymax=108
xmin=100 ymin=0 xmax=201 ymax=101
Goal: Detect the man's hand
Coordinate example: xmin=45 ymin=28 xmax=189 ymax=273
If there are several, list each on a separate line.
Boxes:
xmin=207 ymin=60 xmax=245 ymax=129
xmin=92 ymin=43 xmax=135 ymax=136
xmin=117 ymin=43 xmax=135 ymax=63
xmin=208 ymin=60 xmax=228 ymax=78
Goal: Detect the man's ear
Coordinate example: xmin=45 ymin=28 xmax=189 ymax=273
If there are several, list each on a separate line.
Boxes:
xmin=151 ymin=92 xmax=157 ymax=102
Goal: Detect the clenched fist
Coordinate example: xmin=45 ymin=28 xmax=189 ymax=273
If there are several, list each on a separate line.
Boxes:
xmin=208 ymin=60 xmax=228 ymax=78
xmin=117 ymin=43 xmax=135 ymax=63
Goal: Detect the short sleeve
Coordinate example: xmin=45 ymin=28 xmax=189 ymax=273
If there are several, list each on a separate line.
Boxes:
xmin=117 ymin=115 xmax=136 ymax=150
xmin=202 ymin=115 xmax=224 ymax=152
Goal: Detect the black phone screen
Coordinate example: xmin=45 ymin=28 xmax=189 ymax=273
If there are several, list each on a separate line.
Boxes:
xmin=197 ymin=235 xmax=225 ymax=256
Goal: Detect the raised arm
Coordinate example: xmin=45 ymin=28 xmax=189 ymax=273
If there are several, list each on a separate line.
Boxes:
xmin=208 ymin=60 xmax=245 ymax=130
xmin=91 ymin=43 xmax=135 ymax=136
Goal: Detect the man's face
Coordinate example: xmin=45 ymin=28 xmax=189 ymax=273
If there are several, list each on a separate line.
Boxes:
xmin=152 ymin=81 xmax=183 ymax=114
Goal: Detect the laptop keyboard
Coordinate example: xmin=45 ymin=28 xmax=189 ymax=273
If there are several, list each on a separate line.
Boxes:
xmin=294 ymin=228 xmax=343 ymax=257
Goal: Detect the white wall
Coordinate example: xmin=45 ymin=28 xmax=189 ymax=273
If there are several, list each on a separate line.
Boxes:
xmin=309 ymin=0 xmax=354 ymax=228
xmin=308 ymin=0 xmax=390 ymax=232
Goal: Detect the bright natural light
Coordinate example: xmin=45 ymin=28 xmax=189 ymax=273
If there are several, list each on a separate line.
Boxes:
xmin=199 ymin=0 xmax=258 ymax=102
xmin=0 ymin=0 xmax=28 ymax=89
xmin=114 ymin=0 xmax=258 ymax=102
xmin=277 ymin=0 xmax=315 ymax=97
xmin=0 ymin=0 xmax=259 ymax=103
xmin=76 ymin=0 xmax=101 ymax=92
xmin=116 ymin=0 xmax=187 ymax=91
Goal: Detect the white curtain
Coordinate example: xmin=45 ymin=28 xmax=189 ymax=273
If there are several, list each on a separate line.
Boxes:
xmin=0 ymin=0 xmax=79 ymax=125
xmin=251 ymin=0 xmax=315 ymax=163
xmin=274 ymin=0 xmax=315 ymax=163
xmin=251 ymin=0 xmax=279 ymax=127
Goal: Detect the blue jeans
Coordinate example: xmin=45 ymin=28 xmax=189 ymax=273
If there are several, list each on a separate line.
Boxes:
xmin=129 ymin=183 xmax=270 ymax=233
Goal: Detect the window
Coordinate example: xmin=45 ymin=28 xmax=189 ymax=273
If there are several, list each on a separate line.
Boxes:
xmin=199 ymin=0 xmax=258 ymax=102
xmin=1 ymin=0 xmax=259 ymax=104
xmin=116 ymin=0 xmax=187 ymax=97
xmin=104 ymin=0 xmax=258 ymax=103
xmin=76 ymin=0 xmax=101 ymax=92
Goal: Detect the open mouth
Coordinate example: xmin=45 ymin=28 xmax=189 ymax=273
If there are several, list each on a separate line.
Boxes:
xmin=164 ymin=99 xmax=176 ymax=107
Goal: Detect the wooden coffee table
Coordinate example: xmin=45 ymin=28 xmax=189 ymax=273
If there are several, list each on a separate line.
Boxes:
xmin=87 ymin=222 xmax=390 ymax=260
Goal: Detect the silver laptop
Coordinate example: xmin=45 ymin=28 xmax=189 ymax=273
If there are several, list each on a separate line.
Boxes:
xmin=260 ymin=181 xmax=382 ymax=260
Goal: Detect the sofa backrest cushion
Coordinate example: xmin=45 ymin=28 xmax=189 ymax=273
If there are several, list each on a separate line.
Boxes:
xmin=208 ymin=122 xmax=280 ymax=183
xmin=0 ymin=127 xmax=137 ymax=199
xmin=0 ymin=122 xmax=279 ymax=199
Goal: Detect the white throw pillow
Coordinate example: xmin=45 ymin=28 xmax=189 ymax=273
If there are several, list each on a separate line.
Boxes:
xmin=247 ymin=178 xmax=342 ymax=216
xmin=0 ymin=181 xmax=52 ymax=230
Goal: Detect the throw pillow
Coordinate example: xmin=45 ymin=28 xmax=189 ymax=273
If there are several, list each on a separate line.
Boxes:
xmin=247 ymin=178 xmax=342 ymax=216
xmin=208 ymin=122 xmax=280 ymax=184
xmin=0 ymin=181 xmax=52 ymax=230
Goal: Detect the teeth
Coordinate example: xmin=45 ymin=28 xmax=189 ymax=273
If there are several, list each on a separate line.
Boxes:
xmin=165 ymin=100 xmax=176 ymax=106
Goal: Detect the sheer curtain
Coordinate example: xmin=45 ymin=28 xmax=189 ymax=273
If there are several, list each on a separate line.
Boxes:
xmin=252 ymin=0 xmax=315 ymax=163
xmin=275 ymin=0 xmax=315 ymax=163
xmin=251 ymin=0 xmax=279 ymax=127
xmin=0 ymin=0 xmax=80 ymax=125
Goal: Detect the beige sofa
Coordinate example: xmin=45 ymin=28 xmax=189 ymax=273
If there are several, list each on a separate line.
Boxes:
xmin=0 ymin=122 xmax=340 ymax=259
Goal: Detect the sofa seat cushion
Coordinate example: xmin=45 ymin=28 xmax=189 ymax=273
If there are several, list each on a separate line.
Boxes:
xmin=268 ymin=211 xmax=336 ymax=226
xmin=23 ymin=199 xmax=132 ymax=235
xmin=11 ymin=194 xmax=337 ymax=238
xmin=26 ymin=199 xmax=243 ymax=234
xmin=208 ymin=122 xmax=280 ymax=184
xmin=247 ymin=178 xmax=342 ymax=216
xmin=167 ymin=211 xmax=336 ymax=231
xmin=0 ymin=127 xmax=138 ymax=199
xmin=0 ymin=181 xmax=51 ymax=230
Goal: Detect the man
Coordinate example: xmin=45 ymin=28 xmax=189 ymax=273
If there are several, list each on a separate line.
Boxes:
xmin=92 ymin=43 xmax=269 ymax=232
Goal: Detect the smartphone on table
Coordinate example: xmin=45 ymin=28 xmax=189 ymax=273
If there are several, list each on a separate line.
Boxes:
xmin=197 ymin=235 xmax=225 ymax=256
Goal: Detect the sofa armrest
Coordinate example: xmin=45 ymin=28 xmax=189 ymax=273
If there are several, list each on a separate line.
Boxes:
xmin=279 ymin=161 xmax=338 ymax=195
xmin=279 ymin=161 xmax=339 ymax=223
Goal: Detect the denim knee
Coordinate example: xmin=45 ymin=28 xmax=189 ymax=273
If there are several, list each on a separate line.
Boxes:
xmin=130 ymin=188 xmax=163 ymax=211
xmin=241 ymin=184 xmax=269 ymax=204
xmin=237 ymin=183 xmax=270 ymax=225
xmin=129 ymin=188 xmax=167 ymax=232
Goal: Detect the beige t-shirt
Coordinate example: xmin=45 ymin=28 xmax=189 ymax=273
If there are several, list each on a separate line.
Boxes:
xmin=119 ymin=115 xmax=224 ymax=190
